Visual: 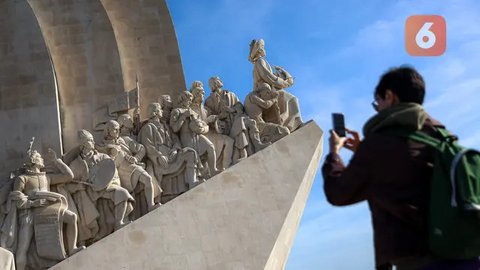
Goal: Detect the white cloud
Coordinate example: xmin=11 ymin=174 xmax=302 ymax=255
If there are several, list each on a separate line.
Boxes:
xmin=339 ymin=19 xmax=399 ymax=59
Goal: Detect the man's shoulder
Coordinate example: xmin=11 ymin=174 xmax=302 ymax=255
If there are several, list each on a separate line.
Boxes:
xmin=14 ymin=174 xmax=28 ymax=184
xmin=205 ymin=94 xmax=215 ymax=103
xmin=423 ymin=115 xmax=446 ymax=133
xmin=139 ymin=121 xmax=156 ymax=131
xmin=171 ymin=108 xmax=184 ymax=114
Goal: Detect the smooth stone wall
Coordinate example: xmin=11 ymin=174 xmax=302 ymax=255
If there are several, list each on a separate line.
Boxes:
xmin=99 ymin=0 xmax=186 ymax=118
xmin=0 ymin=0 xmax=61 ymax=181
xmin=28 ymin=0 xmax=125 ymax=151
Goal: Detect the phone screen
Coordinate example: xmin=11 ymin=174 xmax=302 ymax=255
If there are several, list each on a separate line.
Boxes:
xmin=332 ymin=113 xmax=346 ymax=137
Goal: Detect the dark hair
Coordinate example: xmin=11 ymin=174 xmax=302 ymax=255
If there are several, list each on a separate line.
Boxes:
xmin=374 ymin=66 xmax=425 ymax=104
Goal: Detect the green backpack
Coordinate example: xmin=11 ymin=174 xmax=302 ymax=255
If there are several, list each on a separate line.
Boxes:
xmin=389 ymin=127 xmax=480 ymax=259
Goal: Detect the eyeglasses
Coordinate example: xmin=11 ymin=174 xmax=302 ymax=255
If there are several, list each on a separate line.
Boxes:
xmin=371 ymin=100 xmax=379 ymax=112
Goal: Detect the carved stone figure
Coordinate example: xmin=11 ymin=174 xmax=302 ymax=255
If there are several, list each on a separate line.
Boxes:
xmin=205 ymin=76 xmax=240 ymax=135
xmin=229 ymin=103 xmax=270 ymax=163
xmin=249 ymin=39 xmax=303 ymax=132
xmin=1 ymin=143 xmax=84 ymax=270
xmin=203 ymin=76 xmax=269 ymax=161
xmin=138 ymin=103 xmax=200 ymax=203
xmin=244 ymin=82 xmax=290 ymax=143
xmin=100 ymin=120 xmax=160 ymax=217
xmin=245 ymin=82 xmax=280 ymax=123
xmin=117 ymin=114 xmax=144 ymax=155
xmin=158 ymin=95 xmax=174 ymax=123
xmin=170 ymin=91 xmax=220 ymax=176
xmin=190 ymin=81 xmax=234 ymax=170
xmin=68 ymin=130 xmax=134 ymax=235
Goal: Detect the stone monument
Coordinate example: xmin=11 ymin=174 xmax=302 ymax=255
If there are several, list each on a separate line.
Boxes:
xmin=0 ymin=1 xmax=323 ymax=269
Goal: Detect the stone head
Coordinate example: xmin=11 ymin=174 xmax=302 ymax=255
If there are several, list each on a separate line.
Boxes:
xmin=147 ymin=102 xmax=163 ymax=120
xmin=104 ymin=120 xmax=120 ymax=140
xmin=25 ymin=150 xmax=44 ymax=170
xmin=159 ymin=95 xmax=172 ymax=109
xmin=190 ymin=82 xmax=205 ymax=104
xmin=249 ymin=39 xmax=266 ymax=62
xmin=177 ymin=91 xmax=193 ymax=109
xmin=117 ymin=114 xmax=134 ymax=133
xmin=208 ymin=76 xmax=223 ymax=92
xmin=159 ymin=95 xmax=173 ymax=119
xmin=256 ymin=82 xmax=277 ymax=99
xmin=79 ymin=129 xmax=95 ymax=153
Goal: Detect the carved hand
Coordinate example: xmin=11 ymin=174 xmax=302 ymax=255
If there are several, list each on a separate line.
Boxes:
xmin=286 ymin=77 xmax=294 ymax=86
xmin=126 ymin=155 xmax=138 ymax=164
xmin=46 ymin=196 xmax=59 ymax=202
xmin=158 ymin=155 xmax=168 ymax=167
xmin=206 ymin=115 xmax=217 ymax=123
xmin=31 ymin=199 xmax=48 ymax=208
xmin=168 ymin=149 xmax=177 ymax=160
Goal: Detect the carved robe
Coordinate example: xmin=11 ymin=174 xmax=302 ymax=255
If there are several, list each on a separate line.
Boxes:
xmin=69 ymin=151 xmax=133 ymax=241
xmin=138 ymin=119 xmax=197 ymax=202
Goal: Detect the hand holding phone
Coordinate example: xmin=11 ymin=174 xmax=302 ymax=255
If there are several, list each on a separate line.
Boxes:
xmin=332 ymin=113 xmax=346 ymax=137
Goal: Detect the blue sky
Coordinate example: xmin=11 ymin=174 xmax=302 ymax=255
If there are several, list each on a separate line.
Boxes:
xmin=166 ymin=1 xmax=480 ymax=269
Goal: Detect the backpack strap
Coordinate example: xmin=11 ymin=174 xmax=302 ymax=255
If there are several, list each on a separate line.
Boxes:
xmin=450 ymin=148 xmax=480 ymax=208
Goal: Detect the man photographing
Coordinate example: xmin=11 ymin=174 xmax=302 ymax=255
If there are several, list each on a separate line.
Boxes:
xmin=322 ymin=66 xmax=480 ymax=269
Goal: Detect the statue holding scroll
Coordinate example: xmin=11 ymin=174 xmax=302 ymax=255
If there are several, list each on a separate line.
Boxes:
xmin=1 ymin=141 xmax=84 ymax=270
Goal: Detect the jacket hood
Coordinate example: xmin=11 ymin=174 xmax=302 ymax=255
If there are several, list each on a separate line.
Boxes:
xmin=363 ymin=103 xmax=428 ymax=137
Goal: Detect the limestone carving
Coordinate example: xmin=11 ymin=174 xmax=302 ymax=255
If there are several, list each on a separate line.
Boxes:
xmin=205 ymin=76 xmax=270 ymax=162
xmin=99 ymin=120 xmax=161 ymax=218
xmin=248 ymin=38 xmax=303 ymax=132
xmin=190 ymin=81 xmax=234 ymax=170
xmin=170 ymin=91 xmax=220 ymax=177
xmin=68 ymin=130 xmax=134 ymax=237
xmin=205 ymin=76 xmax=241 ymax=135
xmin=228 ymin=102 xmax=269 ymax=163
xmin=0 ymin=141 xmax=84 ymax=270
xmin=244 ymin=82 xmax=291 ymax=143
xmin=158 ymin=95 xmax=174 ymax=124
xmin=138 ymin=103 xmax=200 ymax=203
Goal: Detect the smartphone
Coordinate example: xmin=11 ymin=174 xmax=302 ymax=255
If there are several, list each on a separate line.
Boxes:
xmin=332 ymin=113 xmax=346 ymax=137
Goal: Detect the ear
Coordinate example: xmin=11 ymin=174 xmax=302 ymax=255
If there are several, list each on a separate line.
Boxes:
xmin=385 ymin=89 xmax=399 ymax=105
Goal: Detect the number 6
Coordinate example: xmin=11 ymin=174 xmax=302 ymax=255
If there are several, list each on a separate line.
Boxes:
xmin=416 ymin=22 xmax=436 ymax=49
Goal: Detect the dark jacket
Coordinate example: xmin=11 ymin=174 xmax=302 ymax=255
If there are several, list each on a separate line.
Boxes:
xmin=322 ymin=116 xmax=444 ymax=267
